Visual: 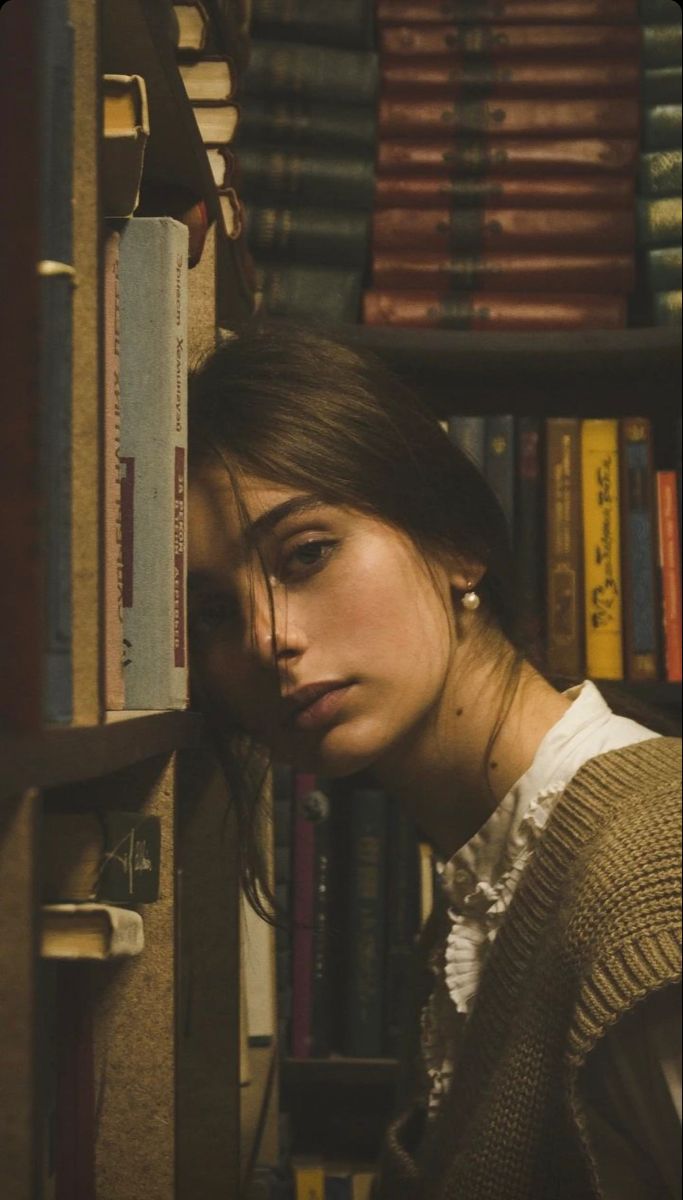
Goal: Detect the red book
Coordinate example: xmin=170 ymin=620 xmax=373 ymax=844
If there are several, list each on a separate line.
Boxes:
xmin=656 ymin=471 xmax=683 ymax=683
xmin=291 ymin=772 xmax=318 ymax=1058
xmin=372 ymin=207 xmax=635 ymax=253
xmin=376 ymin=136 xmax=638 ymax=176
xmin=374 ymin=173 xmax=635 ymax=209
xmin=371 ymin=250 xmax=634 ymax=292
xmin=378 ymin=96 xmax=640 ymax=137
xmin=380 ymin=57 xmax=640 ymax=97
xmin=375 ymin=0 xmax=639 ymax=24
xmin=362 ymin=289 xmax=626 ymax=329
xmin=378 ymin=23 xmax=642 ymax=58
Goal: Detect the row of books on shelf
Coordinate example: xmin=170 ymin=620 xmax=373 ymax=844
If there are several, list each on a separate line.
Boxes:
xmin=249 ymin=1159 xmax=375 ymax=1200
xmin=446 ymin=413 xmax=682 ymax=683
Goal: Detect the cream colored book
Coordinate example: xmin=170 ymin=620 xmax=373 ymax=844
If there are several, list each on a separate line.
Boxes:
xmin=40 ymin=903 xmax=144 ymax=960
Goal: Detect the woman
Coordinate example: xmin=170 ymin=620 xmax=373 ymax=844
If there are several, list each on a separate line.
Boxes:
xmin=187 ymin=322 xmax=681 ymax=1200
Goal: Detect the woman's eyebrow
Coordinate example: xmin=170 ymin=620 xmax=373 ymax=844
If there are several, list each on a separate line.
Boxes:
xmin=244 ymin=494 xmax=324 ymax=543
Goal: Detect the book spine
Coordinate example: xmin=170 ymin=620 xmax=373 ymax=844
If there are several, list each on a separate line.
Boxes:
xmin=371 ymin=250 xmax=635 ymax=293
xmin=447 ymin=415 xmax=486 ymax=472
xmin=378 ymin=96 xmax=640 ymax=138
xmin=55 ymin=965 xmax=95 ymax=1197
xmin=246 ymin=206 xmax=369 ymax=270
xmin=619 ymin=418 xmax=660 ymax=681
xmin=656 ymin=471 xmax=683 ymax=683
xmin=272 ymin=763 xmax=293 ymax=1052
xmin=254 ymin=262 xmax=362 ymax=323
xmin=378 ymin=24 xmax=642 ymax=58
xmin=235 ymin=97 xmax=377 ymax=150
xmin=362 ymin=290 xmax=627 ymax=329
xmin=546 ymin=418 xmax=584 ymax=679
xmin=636 ymin=196 xmax=683 ymax=246
xmin=40 ymin=0 xmax=74 ymax=723
xmin=380 ymin=58 xmax=640 ymax=97
xmin=291 ymin=772 xmax=317 ymax=1058
xmin=119 ymin=217 xmax=189 ymax=709
xmin=375 ymin=0 xmax=640 ymax=22
xmin=638 ymin=148 xmax=682 ymax=196
xmin=642 ymin=104 xmax=682 ymax=150
xmin=642 ymin=22 xmax=682 ymax=68
xmin=372 ymin=206 xmax=635 ymax=253
xmin=374 ymin=173 xmax=635 ymax=209
xmin=581 ymin=419 xmax=624 ymax=680
xmin=344 ymin=789 xmax=388 ymax=1059
xmin=376 ymin=135 xmax=638 ymax=175
xmin=485 ymin=415 xmax=515 ymax=534
xmin=641 ymin=65 xmax=683 ymax=105
xmin=103 ymin=230 xmax=124 ymax=710
xmin=651 ymin=289 xmax=682 ymax=325
xmin=238 ymin=145 xmax=375 ymax=211
xmin=516 ymin=416 xmax=544 ymax=656
xmin=383 ymin=808 xmax=421 ymax=1057
xmin=243 ymin=41 xmax=378 ymax=105
xmin=251 ymin=0 xmax=375 ymax=49
xmin=642 ymin=246 xmax=682 ymax=291
xmin=292 ymin=1162 xmax=325 ymax=1200
xmin=309 ymin=782 xmax=333 ymax=1058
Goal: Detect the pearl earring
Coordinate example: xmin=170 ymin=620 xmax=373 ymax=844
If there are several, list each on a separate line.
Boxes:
xmin=461 ymin=581 xmax=480 ymax=611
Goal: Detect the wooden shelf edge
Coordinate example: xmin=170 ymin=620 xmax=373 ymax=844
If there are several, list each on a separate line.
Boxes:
xmin=282 ymin=1056 xmax=399 ymax=1089
xmin=0 ymin=709 xmax=203 ymax=799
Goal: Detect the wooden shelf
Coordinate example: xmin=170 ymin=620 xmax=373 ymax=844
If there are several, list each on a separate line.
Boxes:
xmin=282 ymin=1056 xmax=399 ymax=1088
xmin=338 ymin=325 xmax=682 ymax=416
xmin=102 ymin=0 xmax=219 ymax=224
xmin=0 ymin=709 xmax=203 ymax=800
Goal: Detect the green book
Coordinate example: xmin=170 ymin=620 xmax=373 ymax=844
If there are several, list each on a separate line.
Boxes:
xmin=343 ymin=788 xmax=388 ymax=1058
xmin=239 ymin=145 xmax=375 ymax=211
xmin=638 ymin=149 xmax=682 ymax=196
xmin=255 ymin=262 xmax=362 ymax=323
xmin=636 ymin=197 xmax=683 ymax=246
xmin=642 ymin=105 xmax=683 ymax=150
xmin=643 ymin=246 xmax=683 ymax=290
xmin=641 ymin=65 xmax=682 ymax=104
xmin=652 ymin=290 xmax=682 ymax=324
xmin=642 ymin=23 xmax=682 ymax=68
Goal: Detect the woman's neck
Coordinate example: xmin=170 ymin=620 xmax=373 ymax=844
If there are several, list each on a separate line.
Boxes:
xmin=372 ymin=643 xmax=572 ymax=861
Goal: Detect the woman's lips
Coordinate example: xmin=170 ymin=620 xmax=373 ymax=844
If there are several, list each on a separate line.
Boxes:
xmin=290 ymin=683 xmax=353 ymax=731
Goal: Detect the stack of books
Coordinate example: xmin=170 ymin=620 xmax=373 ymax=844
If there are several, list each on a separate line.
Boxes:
xmin=364 ymin=0 xmax=681 ymax=330
xmin=235 ymin=0 xmax=378 ymax=323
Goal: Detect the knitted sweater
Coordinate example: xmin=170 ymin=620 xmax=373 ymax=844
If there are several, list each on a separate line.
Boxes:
xmin=376 ymin=737 xmax=682 ymax=1200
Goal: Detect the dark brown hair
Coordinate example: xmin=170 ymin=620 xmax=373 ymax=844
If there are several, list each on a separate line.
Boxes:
xmin=188 ymin=320 xmax=523 ymax=916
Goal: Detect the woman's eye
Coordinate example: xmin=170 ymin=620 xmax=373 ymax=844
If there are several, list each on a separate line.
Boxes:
xmin=282 ymin=538 xmax=337 ymax=578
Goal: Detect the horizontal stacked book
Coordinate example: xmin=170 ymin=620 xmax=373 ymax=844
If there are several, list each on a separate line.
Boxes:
xmin=235 ymin=0 xmax=378 ymax=323
xmin=364 ymin=0 xmax=682 ymax=330
xmin=447 ymin=412 xmax=682 ymax=683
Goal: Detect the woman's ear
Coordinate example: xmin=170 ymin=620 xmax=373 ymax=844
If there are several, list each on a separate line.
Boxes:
xmin=448 ymin=560 xmax=486 ymax=596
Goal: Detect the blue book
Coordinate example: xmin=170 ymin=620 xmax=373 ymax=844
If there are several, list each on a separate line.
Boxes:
xmin=39 ymin=0 xmax=74 ymax=721
xmin=447 ymin=415 xmax=485 ymax=474
xmin=485 ymin=415 xmax=515 ymax=536
xmin=619 ymin=418 xmax=660 ymax=680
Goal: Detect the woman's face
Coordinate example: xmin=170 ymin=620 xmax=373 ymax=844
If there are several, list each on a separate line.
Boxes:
xmin=188 ymin=464 xmax=458 ymax=777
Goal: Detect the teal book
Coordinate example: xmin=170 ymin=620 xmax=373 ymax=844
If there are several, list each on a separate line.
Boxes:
xmin=243 ymin=40 xmax=378 ymax=106
xmin=118 ymin=218 xmax=189 ymax=709
xmin=251 ymin=0 xmax=375 ymax=49
xmin=256 ymin=262 xmax=362 ymax=323
xmin=485 ymin=415 xmax=515 ymax=535
xmin=642 ymin=104 xmax=682 ymax=149
xmin=344 ymin=788 xmax=388 ymax=1058
xmin=239 ymin=145 xmax=375 ymax=211
xmin=642 ymin=246 xmax=682 ymax=290
xmin=246 ymin=205 xmax=369 ymax=270
xmin=236 ymin=97 xmax=377 ymax=151
xmin=641 ymin=65 xmax=682 ymax=105
xmin=637 ymin=149 xmax=682 ymax=196
xmin=40 ymin=0 xmax=74 ymax=722
xmin=448 ymin=415 xmax=485 ymax=474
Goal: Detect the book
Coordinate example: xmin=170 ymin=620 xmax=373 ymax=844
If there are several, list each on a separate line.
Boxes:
xmin=53 ymin=965 xmax=96 ymax=1199
xmin=206 ymin=144 xmax=236 ymax=188
xmin=636 ymin=197 xmax=683 ymax=246
xmin=218 ymin=186 xmax=243 ymax=238
xmin=343 ymin=788 xmax=388 ymax=1059
xmin=380 ymin=58 xmax=640 ymax=97
xmin=372 ymin=206 xmax=636 ymax=253
xmin=376 ymin=135 xmax=638 ymax=175
xmin=371 ymin=251 xmax=635 ymax=293
xmin=377 ymin=23 xmax=651 ymax=59
xmin=118 ymin=217 xmax=189 ymax=710
xmin=448 ymin=414 xmax=485 ymax=472
xmin=309 ymin=782 xmax=333 ymax=1057
xmin=651 ymin=289 xmax=682 ymax=324
xmin=375 ymin=0 xmax=641 ymax=22
xmin=102 ymin=73 xmax=149 ymax=218
xmin=546 ymin=418 xmax=583 ymax=679
xmin=202 ymin=0 xmax=251 ymax=75
xmin=378 ymin=97 xmax=640 ymax=137
xmin=642 ymin=246 xmax=683 ymax=291
xmin=581 ymin=419 xmax=624 ymax=680
xmin=236 ymin=97 xmax=377 ymax=150
xmin=642 ymin=104 xmax=683 ymax=149
xmin=243 ymin=41 xmax=379 ymax=106
xmin=291 ymin=772 xmax=318 ymax=1058
xmin=324 ymin=1163 xmax=376 ymax=1199
xmin=40 ymin=904 xmax=145 ymax=960
xmin=256 ymin=262 xmax=363 ymax=323
xmin=619 ymin=418 xmax=660 ymax=681
xmin=362 ymin=290 xmax=627 ymax=329
xmin=173 ymin=0 xmax=211 ymax=54
xmin=179 ymin=55 xmax=234 ymax=102
xmin=292 ymin=1158 xmax=325 ymax=1200
xmin=272 ymin=763 xmax=294 ymax=1051
xmin=41 ymin=811 xmax=161 ymax=905
xmin=485 ymin=415 xmax=515 ymax=533
xmin=39 ymin=0 xmax=74 ymax=724
xmin=251 ymin=0 xmax=375 ymax=48
xmin=638 ymin=149 xmax=683 ymax=196
xmin=239 ymin=146 xmax=375 ymax=211
xmin=418 ymin=841 xmax=435 ymax=929
xmin=656 ymin=471 xmax=683 ymax=682
xmin=383 ymin=808 xmax=421 ymax=1057
xmin=242 ymin=887 xmax=276 ymax=1044
xmin=246 ymin=206 xmax=370 ymax=270
xmin=192 ymin=100 xmax=240 ymax=143
xmin=374 ymin=173 xmax=635 ymax=209
xmin=516 ymin=416 xmax=544 ymax=657
xmin=642 ymin=65 xmax=683 ymax=104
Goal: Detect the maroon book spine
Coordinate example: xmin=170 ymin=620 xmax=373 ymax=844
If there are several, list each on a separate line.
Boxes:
xmin=372 ymin=206 xmax=635 ymax=252
xmin=378 ymin=96 xmax=640 ymax=137
xmin=362 ymin=289 xmax=627 ymax=329
xmin=375 ymin=0 xmax=639 ymax=24
xmin=379 ymin=24 xmax=642 ymax=58
xmin=380 ymin=57 xmax=640 ymax=97
xmin=376 ymin=136 xmax=638 ymax=175
xmin=371 ymin=250 xmax=635 ymax=292
xmin=374 ymin=173 xmax=635 ymax=208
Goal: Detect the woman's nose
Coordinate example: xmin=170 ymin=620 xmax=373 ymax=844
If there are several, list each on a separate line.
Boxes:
xmin=251 ymin=580 xmax=306 ymax=664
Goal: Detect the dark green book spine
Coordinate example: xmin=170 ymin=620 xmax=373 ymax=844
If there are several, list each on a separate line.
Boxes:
xmin=642 ymin=104 xmax=682 ymax=149
xmin=246 ymin=205 xmax=369 ymax=269
xmin=643 ymin=245 xmax=682 ymax=290
xmin=236 ymin=97 xmax=377 ymax=150
xmin=383 ymin=807 xmax=420 ymax=1058
xmin=256 ymin=262 xmax=362 ymax=323
xmin=344 ymin=789 xmax=388 ymax=1058
xmin=243 ymin=40 xmax=378 ymax=106
xmin=251 ymin=0 xmax=374 ymax=49
xmin=636 ymin=196 xmax=683 ymax=246
xmin=652 ymin=289 xmax=682 ymax=323
xmin=638 ymin=149 xmax=682 ymax=196
xmin=642 ymin=22 xmax=682 ymax=68
xmin=485 ymin=414 xmax=515 ymax=535
xmin=515 ymin=416 xmax=544 ymax=658
xmin=641 ymin=65 xmax=682 ymax=104
xmin=239 ymin=146 xmax=375 ymax=211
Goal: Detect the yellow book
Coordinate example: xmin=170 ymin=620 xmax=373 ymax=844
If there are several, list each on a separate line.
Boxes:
xmin=293 ymin=1159 xmax=325 ymax=1200
xmin=581 ymin=419 xmax=624 ymax=680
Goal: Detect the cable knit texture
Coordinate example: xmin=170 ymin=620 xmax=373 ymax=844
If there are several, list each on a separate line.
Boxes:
xmin=376 ymin=738 xmax=682 ymax=1200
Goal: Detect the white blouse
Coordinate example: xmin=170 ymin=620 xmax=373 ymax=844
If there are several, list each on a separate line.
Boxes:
xmin=421 ymin=681 xmax=681 ymax=1199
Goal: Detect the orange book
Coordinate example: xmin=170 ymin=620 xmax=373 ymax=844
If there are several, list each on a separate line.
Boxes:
xmin=374 ymin=173 xmax=635 ymax=209
xmin=375 ymin=0 xmax=639 ymax=23
xmin=380 ymin=57 xmax=640 ymax=98
xmin=362 ymin=289 xmax=626 ymax=330
xmin=656 ymin=471 xmax=683 ymax=683
xmin=371 ymin=250 xmax=634 ymax=293
xmin=378 ymin=96 xmax=640 ymax=138
xmin=378 ymin=23 xmax=642 ymax=58
xmin=376 ymin=135 xmax=638 ymax=176
xmin=372 ymin=206 xmax=635 ymax=252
